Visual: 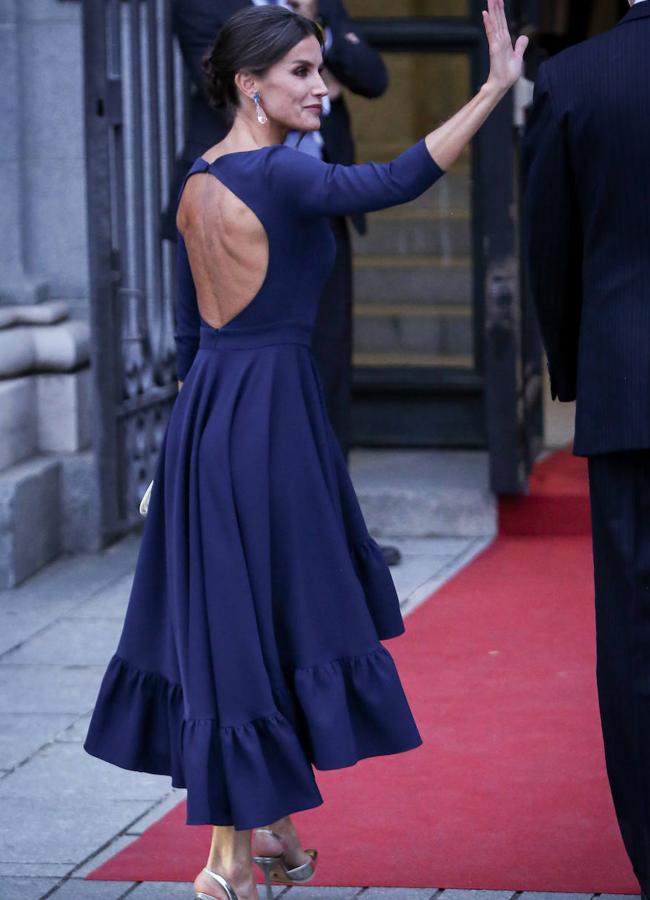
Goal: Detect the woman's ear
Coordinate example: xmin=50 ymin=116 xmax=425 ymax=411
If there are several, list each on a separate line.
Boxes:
xmin=234 ymin=70 xmax=257 ymax=99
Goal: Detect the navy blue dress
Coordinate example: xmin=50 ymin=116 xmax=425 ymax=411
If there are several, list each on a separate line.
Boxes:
xmin=84 ymin=138 xmax=445 ymax=829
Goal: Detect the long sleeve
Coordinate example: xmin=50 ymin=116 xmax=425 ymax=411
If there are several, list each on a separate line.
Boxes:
xmin=174 ymin=231 xmax=200 ymax=380
xmin=522 ymin=63 xmax=582 ymax=402
xmin=267 ymin=137 xmax=444 ymax=218
xmin=320 ymin=0 xmax=388 ymax=98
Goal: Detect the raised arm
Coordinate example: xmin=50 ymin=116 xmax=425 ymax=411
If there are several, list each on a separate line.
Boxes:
xmin=174 ymin=231 xmax=200 ymax=390
xmin=318 ymin=0 xmax=388 ymax=98
xmin=266 ymin=137 xmax=443 ymax=217
xmin=267 ymin=0 xmax=527 ymax=218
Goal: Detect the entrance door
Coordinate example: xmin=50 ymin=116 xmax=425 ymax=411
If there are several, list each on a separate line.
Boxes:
xmin=346 ymin=0 xmax=543 ymax=493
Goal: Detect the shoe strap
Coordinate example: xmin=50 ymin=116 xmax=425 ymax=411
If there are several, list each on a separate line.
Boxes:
xmin=284 ymin=857 xmax=314 ymax=880
xmin=202 ymin=868 xmax=238 ymax=900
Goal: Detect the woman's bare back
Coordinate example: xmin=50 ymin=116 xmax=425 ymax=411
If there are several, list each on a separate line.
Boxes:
xmin=176 ymin=149 xmax=270 ymax=329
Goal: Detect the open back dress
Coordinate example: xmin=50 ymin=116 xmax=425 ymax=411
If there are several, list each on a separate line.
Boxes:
xmin=84 ymin=137 xmax=445 ymax=829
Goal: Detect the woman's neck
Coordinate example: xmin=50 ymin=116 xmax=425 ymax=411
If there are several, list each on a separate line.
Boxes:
xmin=223 ymin=116 xmax=288 ymax=152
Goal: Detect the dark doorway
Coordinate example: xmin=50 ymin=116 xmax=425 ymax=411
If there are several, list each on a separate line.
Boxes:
xmin=346 ymin=0 xmax=543 ymax=493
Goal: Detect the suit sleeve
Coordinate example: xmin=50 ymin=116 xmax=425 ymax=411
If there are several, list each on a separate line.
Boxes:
xmin=522 ymin=63 xmax=582 ymax=402
xmin=320 ymin=0 xmax=388 ymax=98
xmin=171 ymin=0 xmax=219 ymax=103
xmin=174 ymin=232 xmax=201 ymax=380
xmin=267 ymin=137 xmax=444 ymax=217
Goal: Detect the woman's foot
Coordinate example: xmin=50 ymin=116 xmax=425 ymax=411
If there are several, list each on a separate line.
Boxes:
xmin=252 ymin=816 xmax=312 ymax=869
xmin=193 ymin=863 xmax=258 ymax=900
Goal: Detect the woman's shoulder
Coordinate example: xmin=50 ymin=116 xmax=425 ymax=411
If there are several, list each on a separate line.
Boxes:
xmin=198 ymin=143 xmax=294 ymax=167
xmin=261 ymin=143 xmax=326 ymax=178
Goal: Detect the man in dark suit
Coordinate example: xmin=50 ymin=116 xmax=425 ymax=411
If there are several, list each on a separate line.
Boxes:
xmin=523 ymin=1 xmax=650 ymax=891
xmin=165 ymin=0 xmax=387 ymax=459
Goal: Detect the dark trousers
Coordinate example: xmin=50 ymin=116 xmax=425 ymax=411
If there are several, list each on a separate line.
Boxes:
xmin=310 ymin=215 xmax=353 ymax=459
xmin=588 ymin=450 xmax=650 ymax=894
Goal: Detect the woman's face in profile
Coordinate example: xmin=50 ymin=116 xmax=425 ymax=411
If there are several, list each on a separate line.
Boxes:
xmin=256 ymin=35 xmax=328 ymax=132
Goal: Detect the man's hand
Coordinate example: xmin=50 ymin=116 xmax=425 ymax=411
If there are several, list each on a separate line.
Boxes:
xmin=322 ymin=67 xmax=342 ymax=99
xmin=285 ymin=0 xmax=319 ymax=21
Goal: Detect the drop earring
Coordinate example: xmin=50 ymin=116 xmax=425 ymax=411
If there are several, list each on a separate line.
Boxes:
xmin=252 ymin=91 xmax=268 ymax=125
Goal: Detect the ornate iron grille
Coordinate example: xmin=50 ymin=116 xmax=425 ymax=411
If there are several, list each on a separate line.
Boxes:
xmin=82 ymin=0 xmax=186 ymax=541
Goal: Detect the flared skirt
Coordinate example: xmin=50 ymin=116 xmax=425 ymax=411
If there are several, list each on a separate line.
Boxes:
xmin=84 ymin=325 xmax=421 ymax=828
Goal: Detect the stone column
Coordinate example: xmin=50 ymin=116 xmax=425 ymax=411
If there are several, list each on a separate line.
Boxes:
xmin=0 ymin=0 xmax=49 ymax=304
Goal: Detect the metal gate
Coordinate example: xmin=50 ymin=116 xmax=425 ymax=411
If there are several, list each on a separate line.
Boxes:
xmin=82 ymin=0 xmax=185 ymax=543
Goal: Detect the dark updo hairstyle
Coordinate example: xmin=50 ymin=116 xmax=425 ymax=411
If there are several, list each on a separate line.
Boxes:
xmin=202 ymin=6 xmax=324 ymax=126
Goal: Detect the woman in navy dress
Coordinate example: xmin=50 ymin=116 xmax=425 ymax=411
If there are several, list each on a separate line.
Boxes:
xmin=84 ymin=3 xmax=527 ymax=898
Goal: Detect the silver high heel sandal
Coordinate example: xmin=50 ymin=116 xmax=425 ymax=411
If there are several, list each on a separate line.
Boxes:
xmin=252 ymin=827 xmax=318 ymax=900
xmin=194 ymin=866 xmax=239 ymax=900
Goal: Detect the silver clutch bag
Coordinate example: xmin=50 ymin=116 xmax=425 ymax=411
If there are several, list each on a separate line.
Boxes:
xmin=139 ymin=480 xmax=154 ymax=517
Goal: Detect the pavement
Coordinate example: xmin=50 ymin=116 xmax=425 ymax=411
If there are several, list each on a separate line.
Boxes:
xmin=0 ymin=434 xmax=623 ymax=899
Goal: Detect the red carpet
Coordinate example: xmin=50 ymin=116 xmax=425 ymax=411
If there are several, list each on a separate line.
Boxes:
xmin=499 ymin=448 xmax=591 ymax=535
xmin=89 ymin=451 xmax=637 ymax=891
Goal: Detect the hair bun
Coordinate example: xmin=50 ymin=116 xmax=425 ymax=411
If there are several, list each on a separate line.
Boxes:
xmin=201 ymin=54 xmax=228 ymax=110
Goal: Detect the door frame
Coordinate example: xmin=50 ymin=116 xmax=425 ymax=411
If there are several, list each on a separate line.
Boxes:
xmin=350 ymin=0 xmax=543 ymax=493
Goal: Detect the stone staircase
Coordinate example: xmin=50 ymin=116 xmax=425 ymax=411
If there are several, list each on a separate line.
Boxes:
xmin=0 ymin=303 xmax=101 ymax=588
xmin=351 ymin=168 xmax=473 ymax=369
xmin=350 ymin=448 xmax=496 ymax=539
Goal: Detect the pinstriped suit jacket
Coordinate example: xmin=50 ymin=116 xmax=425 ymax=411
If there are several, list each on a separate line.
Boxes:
xmin=523 ymin=2 xmax=650 ymax=455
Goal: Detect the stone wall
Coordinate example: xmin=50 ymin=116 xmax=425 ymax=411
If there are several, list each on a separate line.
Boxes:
xmin=0 ymin=0 xmax=104 ymax=586
xmin=0 ymin=0 xmax=87 ymax=318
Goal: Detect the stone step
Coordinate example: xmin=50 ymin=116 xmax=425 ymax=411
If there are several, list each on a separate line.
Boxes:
xmin=0 ymin=448 xmax=102 ymax=589
xmin=0 ymin=370 xmax=92 ymax=473
xmin=350 ymin=448 xmax=496 ymax=538
xmin=352 ymin=213 xmax=471 ymax=257
xmin=0 ymin=379 xmax=38 ymax=472
xmin=353 ymin=258 xmax=472 ymax=305
xmin=0 ymin=456 xmax=62 ymax=589
xmin=58 ymin=450 xmax=102 ymax=555
xmin=379 ymin=167 xmax=471 ymax=212
xmin=35 ymin=369 xmax=92 ymax=454
xmin=354 ymin=304 xmax=473 ymax=357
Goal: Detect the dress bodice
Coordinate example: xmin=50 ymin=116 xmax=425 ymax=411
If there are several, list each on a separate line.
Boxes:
xmin=174 ymin=139 xmax=444 ymax=379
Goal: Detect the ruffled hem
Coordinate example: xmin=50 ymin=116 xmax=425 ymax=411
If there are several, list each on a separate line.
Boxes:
xmin=83 ymin=643 xmax=422 ymax=828
xmin=292 ymin=644 xmax=422 ymax=768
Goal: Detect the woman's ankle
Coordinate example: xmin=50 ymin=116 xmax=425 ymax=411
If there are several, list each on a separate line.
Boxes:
xmin=266 ymin=816 xmax=297 ymax=841
xmin=253 ymin=822 xmax=310 ymax=868
xmin=252 ymin=828 xmax=284 ymax=857
xmin=195 ymin=864 xmax=257 ymax=900
xmin=204 ymin=857 xmax=252 ymax=881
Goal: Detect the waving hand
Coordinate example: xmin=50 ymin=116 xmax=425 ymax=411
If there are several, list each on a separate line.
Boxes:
xmin=483 ymin=0 xmax=529 ymax=90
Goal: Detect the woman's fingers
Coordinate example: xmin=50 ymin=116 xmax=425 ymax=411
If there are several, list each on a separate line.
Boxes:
xmin=496 ymin=0 xmax=508 ymax=38
xmin=483 ymin=0 xmax=528 ymax=87
xmin=514 ymin=34 xmax=529 ymax=59
xmin=484 ymin=0 xmax=507 ymax=44
xmin=489 ymin=0 xmax=500 ymax=34
xmin=482 ymin=9 xmax=494 ymax=40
